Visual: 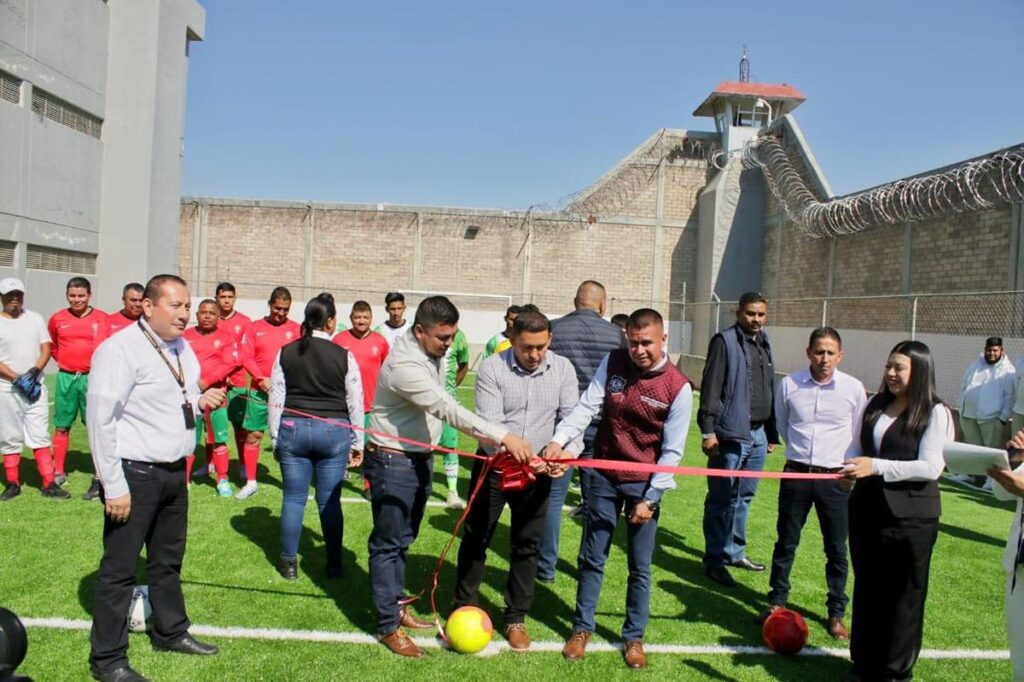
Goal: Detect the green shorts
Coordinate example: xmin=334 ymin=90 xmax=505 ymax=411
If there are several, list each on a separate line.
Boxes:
xmin=53 ymin=371 xmax=88 ymax=429
xmin=226 ymin=386 xmax=249 ymax=426
xmin=196 ymin=406 xmax=230 ymax=446
xmin=242 ymin=389 xmax=269 ymax=433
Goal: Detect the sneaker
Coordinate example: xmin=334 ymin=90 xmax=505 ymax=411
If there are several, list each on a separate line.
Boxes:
xmin=83 ymin=479 xmax=102 ymax=501
xmin=446 ymin=489 xmax=466 ymax=510
xmin=53 ymin=472 xmax=68 ymax=487
xmin=191 ymin=465 xmax=210 ymax=480
xmin=41 ymin=482 xmax=71 ymax=499
xmin=216 ymin=479 xmax=234 ymax=497
xmin=0 ymin=483 xmax=21 ymax=501
xmin=235 ymin=481 xmax=259 ymax=500
xmin=569 ymin=505 xmax=586 ymax=519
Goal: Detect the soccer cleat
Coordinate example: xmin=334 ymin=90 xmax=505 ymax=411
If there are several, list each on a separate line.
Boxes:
xmin=216 ymin=479 xmax=233 ymax=497
xmin=446 ymin=489 xmax=466 ymax=510
xmin=0 ymin=483 xmax=21 ymax=501
xmin=53 ymin=472 xmax=68 ymax=487
xmin=235 ymin=482 xmax=259 ymax=500
xmin=83 ymin=479 xmax=102 ymax=501
xmin=42 ymin=482 xmax=71 ymax=499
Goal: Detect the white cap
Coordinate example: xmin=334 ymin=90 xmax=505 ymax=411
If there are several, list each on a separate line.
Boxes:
xmin=0 ymin=277 xmax=25 ymax=295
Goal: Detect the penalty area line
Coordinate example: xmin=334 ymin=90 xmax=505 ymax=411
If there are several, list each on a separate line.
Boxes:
xmin=20 ymin=618 xmax=1009 ymax=660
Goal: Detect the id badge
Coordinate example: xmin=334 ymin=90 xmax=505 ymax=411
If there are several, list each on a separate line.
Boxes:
xmin=182 ymin=403 xmax=196 ymax=429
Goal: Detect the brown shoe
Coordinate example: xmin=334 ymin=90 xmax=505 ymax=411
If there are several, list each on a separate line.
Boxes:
xmin=399 ymin=606 xmax=434 ymax=630
xmin=623 ymin=639 xmax=647 ymax=669
xmin=505 ymin=623 xmax=530 ymax=651
xmin=755 ymin=604 xmax=784 ymax=625
xmin=562 ymin=631 xmax=591 ymax=660
xmin=828 ymin=616 xmax=849 ymax=641
xmin=379 ymin=628 xmax=424 ymax=657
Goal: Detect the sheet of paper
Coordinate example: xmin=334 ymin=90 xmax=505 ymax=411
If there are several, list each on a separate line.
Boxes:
xmin=943 ymin=441 xmax=1010 ymax=476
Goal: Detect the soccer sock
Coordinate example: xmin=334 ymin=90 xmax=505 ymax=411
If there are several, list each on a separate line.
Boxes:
xmin=3 ymin=454 xmax=20 ymax=485
xmin=212 ymin=445 xmax=229 ymax=482
xmin=32 ymin=448 xmax=55 ymax=488
xmin=185 ymin=454 xmax=195 ymax=482
xmin=233 ymin=428 xmax=248 ymax=462
xmin=53 ymin=430 xmax=69 ymax=474
xmin=444 ymin=453 xmax=459 ymax=492
xmin=243 ymin=442 xmax=259 ymax=482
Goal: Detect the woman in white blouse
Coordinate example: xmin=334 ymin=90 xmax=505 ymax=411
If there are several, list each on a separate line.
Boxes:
xmin=842 ymin=340 xmax=953 ymax=682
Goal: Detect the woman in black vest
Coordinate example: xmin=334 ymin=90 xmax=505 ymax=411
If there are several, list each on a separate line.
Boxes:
xmin=842 ymin=340 xmax=952 ymax=681
xmin=268 ymin=293 xmax=364 ymax=580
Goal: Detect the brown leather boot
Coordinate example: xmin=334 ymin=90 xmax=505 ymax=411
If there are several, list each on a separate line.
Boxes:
xmin=379 ymin=628 xmax=423 ymax=657
xmin=399 ymin=606 xmax=434 ymax=630
xmin=505 ymin=623 xmax=530 ymax=651
xmin=623 ymin=639 xmax=647 ymax=668
xmin=562 ymin=631 xmax=591 ymax=660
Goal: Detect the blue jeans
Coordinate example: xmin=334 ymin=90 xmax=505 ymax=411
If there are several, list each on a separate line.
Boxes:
xmin=277 ymin=416 xmax=351 ymax=564
xmin=702 ymin=425 xmax=767 ymax=568
xmin=364 ymin=448 xmax=432 ymax=635
xmin=573 ymin=471 xmax=658 ymax=640
xmin=538 ymin=424 xmax=597 ymax=581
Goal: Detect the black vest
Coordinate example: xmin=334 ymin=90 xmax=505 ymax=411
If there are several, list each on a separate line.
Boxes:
xmin=279 ymin=337 xmax=350 ymax=420
xmin=851 ymin=394 xmax=941 ymax=519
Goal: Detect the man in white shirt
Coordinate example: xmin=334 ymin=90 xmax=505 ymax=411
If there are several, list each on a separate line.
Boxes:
xmin=0 ymin=277 xmax=68 ymax=501
xmin=958 ymin=336 xmax=1015 ymax=486
xmin=87 ymin=275 xmax=226 ymax=682
xmin=761 ymin=327 xmax=866 ymax=641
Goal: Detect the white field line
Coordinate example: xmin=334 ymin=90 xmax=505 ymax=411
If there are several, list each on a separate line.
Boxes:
xmin=20 ymin=617 xmax=1009 ymax=660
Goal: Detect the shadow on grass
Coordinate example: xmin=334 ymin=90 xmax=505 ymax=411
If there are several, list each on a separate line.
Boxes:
xmin=938 ymin=521 xmax=1006 ymax=548
xmin=940 ymin=479 xmax=1015 ymax=512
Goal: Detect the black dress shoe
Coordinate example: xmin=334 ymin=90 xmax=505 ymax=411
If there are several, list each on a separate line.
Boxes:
xmin=277 ymin=557 xmax=298 ymax=580
xmin=152 ymin=633 xmax=219 ymax=655
xmin=730 ymin=558 xmax=766 ymax=572
xmin=91 ymin=664 xmax=150 ymax=681
xmin=705 ymin=564 xmax=737 ymax=587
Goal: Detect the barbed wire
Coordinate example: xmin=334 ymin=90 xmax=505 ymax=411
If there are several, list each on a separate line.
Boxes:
xmin=743 ymin=135 xmax=1024 ymax=238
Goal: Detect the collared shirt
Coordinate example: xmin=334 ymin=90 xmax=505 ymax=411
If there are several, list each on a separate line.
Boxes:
xmin=268 ymin=330 xmax=365 ymax=450
xmin=959 ymin=354 xmax=1015 ymax=422
xmin=550 ymin=353 xmax=693 ymax=503
xmin=775 ymin=367 xmax=867 ymax=468
xmin=369 ymin=328 xmax=508 ymax=454
xmin=993 ymin=462 xmax=1024 ymax=572
xmin=475 ymin=348 xmax=583 ymax=457
xmin=865 ymin=403 xmax=952 ymax=482
xmin=87 ymin=319 xmax=203 ymax=499
xmin=745 ymin=333 xmax=772 ymax=423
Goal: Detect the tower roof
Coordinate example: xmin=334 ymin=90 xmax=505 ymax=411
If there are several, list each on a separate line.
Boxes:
xmin=693 ymin=81 xmax=806 ymax=117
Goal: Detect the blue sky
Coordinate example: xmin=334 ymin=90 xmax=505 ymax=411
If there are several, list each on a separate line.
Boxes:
xmin=181 ymin=0 xmax=1024 ymax=208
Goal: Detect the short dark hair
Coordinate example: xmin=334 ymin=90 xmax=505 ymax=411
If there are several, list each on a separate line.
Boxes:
xmin=269 ymin=286 xmax=292 ymax=304
xmin=809 ymin=327 xmax=842 ymax=348
xmin=519 ymin=303 xmax=541 ymax=314
xmin=986 ymin=336 xmax=1004 ymax=348
xmin=143 ymin=274 xmax=188 ymax=303
xmin=66 ymin=276 xmax=91 ymax=293
xmin=122 ymin=282 xmax=144 ymax=296
xmin=414 ymin=296 xmax=459 ymax=329
xmin=215 ymin=282 xmax=236 ymax=296
xmin=738 ymin=291 xmax=768 ymax=308
xmin=505 ymin=304 xmax=522 ymax=317
xmin=610 ymin=313 xmax=629 ymax=329
xmin=198 ymin=298 xmax=218 ymax=308
xmin=513 ymin=310 xmax=551 ymax=335
xmin=627 ymin=308 xmax=663 ymax=330
xmin=352 ymin=300 xmax=372 ymax=314
xmin=385 ymin=292 xmax=405 ymax=306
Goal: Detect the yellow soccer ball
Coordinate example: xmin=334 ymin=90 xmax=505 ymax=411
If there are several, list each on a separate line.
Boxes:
xmin=444 ymin=606 xmax=493 ymax=654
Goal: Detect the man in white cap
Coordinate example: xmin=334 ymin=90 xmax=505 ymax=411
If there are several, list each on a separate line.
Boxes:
xmin=0 ymin=277 xmax=69 ymax=500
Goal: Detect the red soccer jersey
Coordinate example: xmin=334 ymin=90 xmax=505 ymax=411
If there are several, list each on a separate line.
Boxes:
xmin=104 ymin=310 xmax=137 ymax=336
xmin=184 ymin=326 xmax=239 ymax=389
xmin=333 ymin=329 xmax=390 ymax=410
xmin=47 ymin=307 xmax=107 ymax=373
xmin=241 ymin=317 xmax=301 ymax=384
xmin=220 ymin=311 xmax=252 ymax=388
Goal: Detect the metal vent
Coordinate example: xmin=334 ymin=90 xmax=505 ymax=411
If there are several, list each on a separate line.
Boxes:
xmin=0 ymin=70 xmax=20 ymax=104
xmin=30 ymin=88 xmax=102 ymax=139
xmin=0 ymin=241 xmax=15 ymax=267
xmin=26 ymin=245 xmax=97 ymax=274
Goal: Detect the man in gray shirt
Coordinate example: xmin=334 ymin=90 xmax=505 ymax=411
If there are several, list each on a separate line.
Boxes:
xmin=452 ymin=310 xmax=581 ymax=651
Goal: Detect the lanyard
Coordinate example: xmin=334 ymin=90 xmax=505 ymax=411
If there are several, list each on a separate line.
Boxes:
xmin=137 ymin=321 xmax=195 ymax=429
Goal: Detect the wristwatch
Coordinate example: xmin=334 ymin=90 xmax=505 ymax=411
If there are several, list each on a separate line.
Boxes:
xmin=641 ymin=499 xmax=659 ymax=512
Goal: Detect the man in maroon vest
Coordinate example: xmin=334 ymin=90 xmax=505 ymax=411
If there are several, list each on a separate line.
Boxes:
xmin=543 ymin=308 xmax=693 ymax=670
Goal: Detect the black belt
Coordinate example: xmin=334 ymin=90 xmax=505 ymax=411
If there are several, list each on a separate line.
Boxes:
xmin=366 ymin=442 xmax=431 ymax=459
xmin=123 ymin=458 xmax=186 ymax=472
xmin=785 ymin=461 xmax=844 ymax=475
xmin=58 ymin=369 xmax=89 ymax=376
xmin=750 ymin=420 xmax=769 ymax=430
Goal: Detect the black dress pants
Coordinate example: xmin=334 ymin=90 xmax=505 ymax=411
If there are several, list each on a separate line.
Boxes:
xmin=453 ymin=454 xmax=552 ymax=625
xmin=90 ymin=459 xmax=190 ymax=674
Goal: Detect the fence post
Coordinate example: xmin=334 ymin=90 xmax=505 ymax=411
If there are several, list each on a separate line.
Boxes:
xmin=821 ymin=299 xmax=828 ymax=327
xmin=910 ymin=296 xmax=918 ymax=340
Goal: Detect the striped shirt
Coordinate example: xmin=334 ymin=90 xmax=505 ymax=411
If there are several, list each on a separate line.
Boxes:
xmin=475 ymin=348 xmax=583 ymax=456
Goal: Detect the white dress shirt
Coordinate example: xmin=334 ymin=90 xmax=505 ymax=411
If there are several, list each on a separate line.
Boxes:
xmin=775 ymin=367 xmax=867 ymax=468
xmin=268 ymin=330 xmax=365 ymax=450
xmin=866 ymin=404 xmax=953 ymax=482
xmin=87 ymin=319 xmax=204 ymax=499
xmin=993 ymin=463 xmax=1024 ymax=572
xmin=959 ymin=355 xmax=1015 ymax=422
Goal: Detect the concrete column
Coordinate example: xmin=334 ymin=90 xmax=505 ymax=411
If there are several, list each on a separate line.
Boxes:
xmin=412 ymin=212 xmax=422 ymax=288
xmin=521 ymin=216 xmax=533 ymax=303
xmin=303 ymin=204 xmax=315 ymax=297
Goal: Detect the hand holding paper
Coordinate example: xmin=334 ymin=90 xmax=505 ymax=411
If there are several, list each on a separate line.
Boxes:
xmin=943 ymin=441 xmax=1010 ymax=477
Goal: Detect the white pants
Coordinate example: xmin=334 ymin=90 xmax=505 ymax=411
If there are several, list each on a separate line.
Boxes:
xmin=1008 ymin=567 xmax=1024 ymax=681
xmin=0 ymin=385 xmax=50 ymax=454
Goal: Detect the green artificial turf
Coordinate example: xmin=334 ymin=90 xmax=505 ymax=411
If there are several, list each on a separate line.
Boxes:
xmin=0 ymin=374 xmax=1014 ymax=680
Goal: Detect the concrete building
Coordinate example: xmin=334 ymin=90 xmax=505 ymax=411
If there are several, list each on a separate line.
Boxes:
xmin=0 ymin=0 xmax=205 ymax=313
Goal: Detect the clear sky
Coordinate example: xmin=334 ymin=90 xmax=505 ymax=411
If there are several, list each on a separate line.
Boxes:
xmin=181 ymin=0 xmax=1024 ymax=209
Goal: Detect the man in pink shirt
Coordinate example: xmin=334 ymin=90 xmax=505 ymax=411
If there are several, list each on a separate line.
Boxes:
xmin=237 ymin=286 xmax=300 ymax=499
xmin=103 ymin=283 xmax=144 ymax=336
xmin=216 ymin=282 xmax=253 ymax=467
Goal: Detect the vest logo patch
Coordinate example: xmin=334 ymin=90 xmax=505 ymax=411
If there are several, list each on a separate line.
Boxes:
xmin=608 ymin=375 xmax=626 ymax=393
xmin=640 ymin=395 xmax=669 ymax=410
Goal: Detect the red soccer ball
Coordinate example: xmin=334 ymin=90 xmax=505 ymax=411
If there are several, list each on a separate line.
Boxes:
xmin=762 ymin=608 xmax=809 ymax=655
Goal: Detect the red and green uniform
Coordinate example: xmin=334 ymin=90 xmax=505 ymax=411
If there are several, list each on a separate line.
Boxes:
xmin=333 ymin=328 xmax=390 ymax=428
xmin=440 ymin=329 xmax=469 ymax=490
xmin=240 ymin=317 xmax=300 ymax=432
xmin=103 ymin=310 xmax=137 ymax=336
xmin=183 ymin=326 xmax=239 ymax=446
xmin=47 ymin=307 xmax=107 ymax=429
xmin=220 ymin=311 xmax=253 ymax=426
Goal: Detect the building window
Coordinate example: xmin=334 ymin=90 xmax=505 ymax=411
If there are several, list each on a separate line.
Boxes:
xmin=0 ymin=241 xmax=15 ymax=267
xmin=26 ymin=245 xmax=97 ymax=274
xmin=30 ymin=88 xmax=102 ymax=139
xmin=0 ymin=70 xmax=20 ymax=105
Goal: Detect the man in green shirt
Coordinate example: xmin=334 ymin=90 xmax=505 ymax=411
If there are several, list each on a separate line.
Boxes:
xmin=439 ymin=328 xmax=470 ymax=508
